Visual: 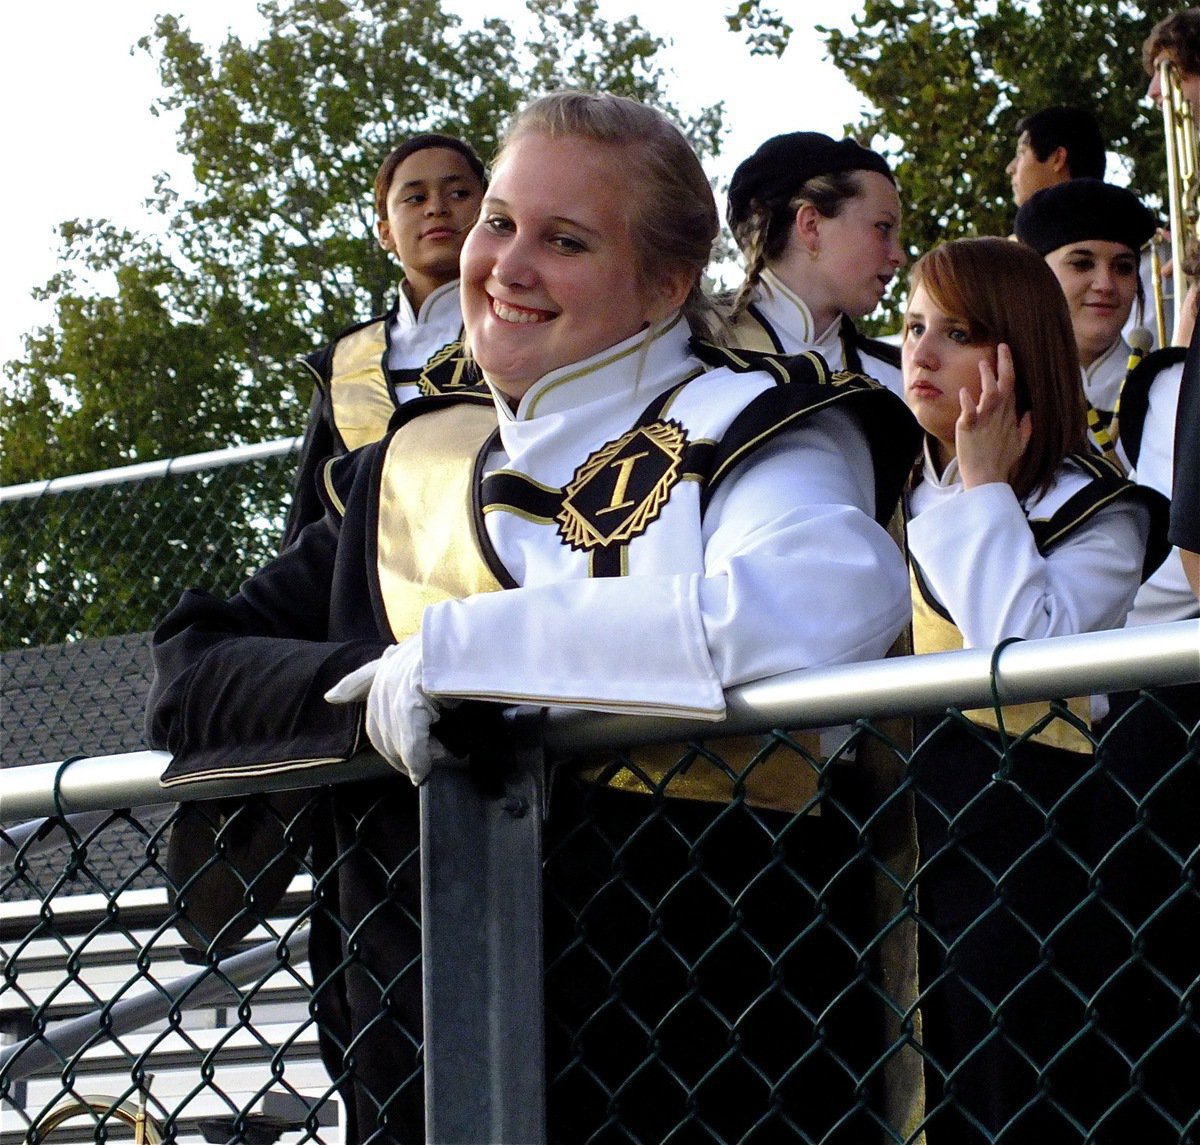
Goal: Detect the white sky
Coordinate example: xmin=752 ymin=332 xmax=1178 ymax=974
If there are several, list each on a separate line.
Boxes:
xmin=0 ymin=1 xmax=868 ymax=371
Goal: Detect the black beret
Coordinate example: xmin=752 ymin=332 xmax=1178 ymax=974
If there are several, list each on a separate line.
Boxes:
xmin=1014 ymin=178 xmax=1158 ymax=256
xmin=727 ymin=132 xmax=894 ymax=233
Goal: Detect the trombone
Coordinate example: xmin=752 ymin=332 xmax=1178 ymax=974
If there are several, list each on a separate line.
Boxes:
xmin=1153 ymin=56 xmax=1200 ymax=346
xmin=23 ymin=1082 xmax=162 ymax=1144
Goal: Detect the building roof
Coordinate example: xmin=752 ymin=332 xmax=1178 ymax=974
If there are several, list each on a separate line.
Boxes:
xmin=2 ymin=633 xmax=170 ymax=904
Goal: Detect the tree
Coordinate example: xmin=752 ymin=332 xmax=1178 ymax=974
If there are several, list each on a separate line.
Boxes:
xmin=724 ymin=1 xmax=793 ymax=58
xmin=1 ymin=0 xmax=723 ymax=486
xmin=822 ymin=0 xmax=1163 ymax=331
xmin=0 ymin=0 xmax=724 ymax=650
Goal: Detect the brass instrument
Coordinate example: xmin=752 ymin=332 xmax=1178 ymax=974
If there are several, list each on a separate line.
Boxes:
xmin=23 ymin=1083 xmax=162 ymax=1144
xmin=1155 ymin=56 xmax=1200 ymax=345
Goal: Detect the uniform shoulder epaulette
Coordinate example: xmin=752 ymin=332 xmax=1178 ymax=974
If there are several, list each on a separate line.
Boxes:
xmin=688 ymin=337 xmax=833 ymax=387
xmin=1065 ymin=448 xmax=1126 ymax=483
xmin=1031 ymin=451 xmax=1170 ymax=580
xmin=1117 ymin=345 xmax=1187 ymax=470
xmin=688 ymin=337 xmax=920 ymax=526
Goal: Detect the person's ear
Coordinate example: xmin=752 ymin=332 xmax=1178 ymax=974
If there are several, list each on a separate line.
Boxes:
xmin=377 ymin=219 xmax=395 ymax=254
xmin=647 ymin=266 xmax=696 ymax=321
xmin=793 ymin=201 xmax=822 ymax=256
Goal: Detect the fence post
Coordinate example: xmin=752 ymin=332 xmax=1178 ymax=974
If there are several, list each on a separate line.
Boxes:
xmin=420 ymin=706 xmax=546 ymax=1145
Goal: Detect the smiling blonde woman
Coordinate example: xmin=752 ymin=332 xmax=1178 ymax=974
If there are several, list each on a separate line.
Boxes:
xmin=147 ymin=91 xmax=922 ymax=1142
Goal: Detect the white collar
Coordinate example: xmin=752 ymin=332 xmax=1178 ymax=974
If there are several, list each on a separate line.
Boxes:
xmin=920 ymin=437 xmax=961 ymax=489
xmin=1082 ymin=335 xmax=1130 ymax=383
xmin=489 ymin=311 xmax=695 ymax=425
xmin=752 ymin=268 xmax=844 ymax=357
xmin=393 ymin=278 xmax=462 ymax=332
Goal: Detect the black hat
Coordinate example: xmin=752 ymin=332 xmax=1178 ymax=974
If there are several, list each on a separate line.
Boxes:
xmin=727 ymin=132 xmax=894 ymax=233
xmin=1014 ymin=178 xmax=1157 ymax=256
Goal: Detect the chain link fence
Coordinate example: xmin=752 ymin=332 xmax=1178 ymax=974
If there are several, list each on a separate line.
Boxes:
xmin=2 ymin=446 xmax=1198 ymax=1144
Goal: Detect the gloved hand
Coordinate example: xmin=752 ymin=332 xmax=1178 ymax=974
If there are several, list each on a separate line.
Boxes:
xmin=324 ymin=636 xmax=456 ymax=785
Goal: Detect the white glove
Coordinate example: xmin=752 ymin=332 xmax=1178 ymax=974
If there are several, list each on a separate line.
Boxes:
xmin=324 ymin=636 xmax=455 ymax=785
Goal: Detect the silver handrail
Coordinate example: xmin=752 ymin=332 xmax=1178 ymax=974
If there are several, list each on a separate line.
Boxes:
xmin=3 ymin=620 xmax=1197 ymax=824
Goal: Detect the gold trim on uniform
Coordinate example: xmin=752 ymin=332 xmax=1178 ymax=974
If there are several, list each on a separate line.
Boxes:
xmin=591 ymin=736 xmax=825 ymax=814
xmin=320 ymin=457 xmax=346 ymax=517
xmin=558 ymin=420 xmax=687 ymax=551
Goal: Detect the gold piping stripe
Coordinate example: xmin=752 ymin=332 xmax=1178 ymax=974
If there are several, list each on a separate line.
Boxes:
xmin=321 ymin=458 xmax=346 ymax=517
xmin=1033 ymin=485 xmax=1129 ymax=550
xmin=525 ymin=313 xmax=685 ymax=419
xmin=296 ymin=355 xmax=322 ymax=385
xmin=709 ymin=392 xmax=848 ymax=489
xmin=481 ymin=504 xmax=556 ymax=525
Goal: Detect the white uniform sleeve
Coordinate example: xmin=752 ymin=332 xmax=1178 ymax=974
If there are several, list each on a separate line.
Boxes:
xmin=1129 ymin=362 xmax=1183 ymax=499
xmin=1125 ymin=362 xmax=1199 ymax=625
xmin=420 ymin=407 xmax=910 ymax=717
xmin=907 ymin=481 xmax=1148 ymax=647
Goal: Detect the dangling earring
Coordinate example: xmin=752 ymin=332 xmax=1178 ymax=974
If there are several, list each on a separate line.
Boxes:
xmin=807 ymin=246 xmax=820 ymax=262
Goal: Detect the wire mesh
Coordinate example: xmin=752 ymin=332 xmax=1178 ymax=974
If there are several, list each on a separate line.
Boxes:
xmin=2 ymin=451 xmax=1198 ymax=1144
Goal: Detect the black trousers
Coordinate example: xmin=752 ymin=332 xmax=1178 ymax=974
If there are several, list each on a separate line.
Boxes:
xmin=308 ymin=778 xmax=425 ymax=1145
xmin=541 ymin=769 xmax=885 ymax=1144
xmin=914 ymin=703 xmax=1200 ymax=1145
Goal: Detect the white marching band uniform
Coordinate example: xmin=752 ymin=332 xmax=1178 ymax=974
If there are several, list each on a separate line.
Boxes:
xmin=422 ymin=313 xmax=911 ymax=717
xmin=727 ymin=268 xmax=904 ymax=397
xmin=907 ymin=443 xmax=1148 ymax=649
xmin=1117 ymin=350 xmax=1200 ymax=626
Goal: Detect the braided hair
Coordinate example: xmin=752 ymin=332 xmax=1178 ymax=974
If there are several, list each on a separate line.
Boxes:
xmin=728 ymin=170 xmax=863 ymax=320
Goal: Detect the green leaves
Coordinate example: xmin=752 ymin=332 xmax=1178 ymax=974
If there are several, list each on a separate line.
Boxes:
xmin=3 ymin=0 xmax=722 ymax=483
xmin=725 ymin=1 xmax=793 ymax=58
xmin=822 ymin=0 xmax=1162 ymax=333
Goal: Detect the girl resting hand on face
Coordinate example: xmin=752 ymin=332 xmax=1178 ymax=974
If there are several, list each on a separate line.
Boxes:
xmin=901 ymin=236 xmax=1165 ymax=1144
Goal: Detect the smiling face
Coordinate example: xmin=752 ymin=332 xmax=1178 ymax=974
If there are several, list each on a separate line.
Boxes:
xmin=377 ymin=147 xmax=485 ymax=309
xmin=902 ymin=282 xmax=996 ymax=465
xmin=804 ymin=171 xmax=905 ymax=325
xmin=460 ymin=131 xmax=685 ymax=402
xmin=1043 ymin=239 xmax=1139 ymax=367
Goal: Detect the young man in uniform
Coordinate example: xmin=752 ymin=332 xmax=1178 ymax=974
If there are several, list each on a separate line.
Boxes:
xmin=1005 ymin=106 xmax=1106 ymax=207
xmin=1144 ymin=8 xmax=1200 ymax=120
xmin=162 ymin=133 xmax=488 ymax=1144
xmin=283 ymin=133 xmax=489 ymax=541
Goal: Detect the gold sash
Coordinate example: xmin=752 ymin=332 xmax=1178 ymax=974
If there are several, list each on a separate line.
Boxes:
xmin=329 ymin=320 xmax=396 ymax=451
xmin=375 ymin=404 xmax=503 ymax=640
xmin=910 ymin=565 xmax=1093 ymax=754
